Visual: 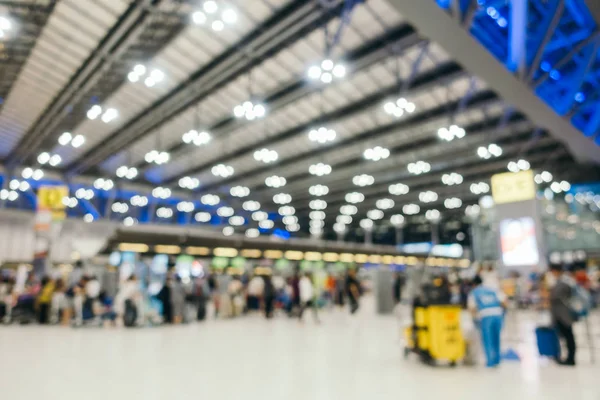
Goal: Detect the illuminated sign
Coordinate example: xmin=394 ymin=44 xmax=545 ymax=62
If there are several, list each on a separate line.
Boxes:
xmin=491 ymin=170 xmax=535 ymax=204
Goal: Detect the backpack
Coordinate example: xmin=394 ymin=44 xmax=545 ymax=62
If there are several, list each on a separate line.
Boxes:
xmin=569 ymin=284 xmax=591 ymax=320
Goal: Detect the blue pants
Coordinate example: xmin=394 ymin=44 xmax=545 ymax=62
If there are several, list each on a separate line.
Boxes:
xmin=479 ymin=315 xmax=503 ymax=367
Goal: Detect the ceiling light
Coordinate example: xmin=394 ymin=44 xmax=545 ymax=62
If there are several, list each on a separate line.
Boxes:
xmin=309 ymin=199 xmax=327 ymax=210
xmin=201 ymin=194 xmax=220 ymax=206
xmin=245 ymin=228 xmax=259 ymax=238
xmin=58 ymin=132 xmax=72 ymax=146
xmin=177 ymin=201 xmax=195 ymax=213
xmin=222 ymin=8 xmax=237 ymax=24
xmin=437 ymin=125 xmax=466 ymax=141
xmin=49 ymin=154 xmax=62 ymax=167
xmin=541 ymin=171 xmax=553 ymax=183
xmin=333 ymin=223 xmax=347 ymax=233
xmin=123 ymin=217 xmax=137 ymax=227
xmin=229 ymin=216 xmax=245 ymax=226
xmin=376 ymin=198 xmax=395 ymax=210
xmin=560 ymin=181 xmax=571 ymax=191
xmin=465 ymin=204 xmax=481 ymax=217
xmin=211 ymin=20 xmax=224 ymax=31
xmin=441 ymin=172 xmax=463 ymax=186
xmin=307 ymin=59 xmax=346 ymax=84
xmin=360 ymin=218 xmax=374 ymax=230
xmin=145 ymin=150 xmax=170 ymax=165
xmin=6 ymin=190 xmax=18 ymax=202
xmin=444 ymin=198 xmax=462 ymax=209
xmin=84 ymin=213 xmax=94 ymax=223
xmin=151 ymin=186 xmax=171 ymax=199
xmin=217 ymin=206 xmax=234 ymax=217
xmin=259 ymin=220 xmax=274 ymax=229
xmin=426 ymin=209 xmax=441 ymax=221
xmin=273 ymin=193 xmax=292 ymax=205
xmin=383 ymin=97 xmax=416 ymax=117
xmin=367 ymin=209 xmax=384 ymax=220
xmin=407 ymin=161 xmax=431 ymax=175
xmin=21 ymin=168 xmax=33 ymax=179
xmin=309 ymin=162 xmax=332 ymax=176
xmin=308 ymin=127 xmax=336 ymax=144
xmin=179 ymin=176 xmax=200 ymax=190
xmin=223 ymin=226 xmax=235 ymax=236
xmin=345 ymin=192 xmax=364 ymax=204
xmin=283 ymin=216 xmax=298 ymax=225
xmin=94 ymin=178 xmax=114 ymax=191
xmin=253 ymin=148 xmax=278 ymax=163
xmin=62 ymin=197 xmax=78 ymax=208
xmin=8 ymin=179 xmax=19 ymax=190
xmin=37 ymin=152 xmax=50 ymax=164
xmin=252 ymin=211 xmax=268 ymax=222
xmin=195 ymin=212 xmax=212 ymax=222
xmin=287 ymin=224 xmax=301 ymax=233
xmin=363 ymin=146 xmax=390 ymax=161
xmin=18 ymin=181 xmax=30 ymax=192
xmin=310 ymin=211 xmax=326 ymax=220
xmin=310 ymin=226 xmax=323 ymax=236
xmin=470 ymin=182 xmax=490 ymax=195
xmin=71 ymin=135 xmax=85 ymax=148
xmin=233 ymin=101 xmax=266 ymax=120
xmin=58 ymin=131 xmax=85 ymax=148
xmin=337 ymin=215 xmax=352 ymax=224
xmin=0 ymin=16 xmax=12 ymax=31
xmin=477 ymin=143 xmax=503 ymax=159
xmin=22 ymin=168 xmax=43 ymax=181
xmin=403 ymin=204 xmax=420 ymax=215
xmin=112 ymin=202 xmax=129 ymax=214
xmin=265 ymin=175 xmax=286 ymax=188
xmin=100 ymin=108 xmax=118 ymax=123
xmin=117 ymin=166 xmax=138 ymax=180
xmin=340 ymin=205 xmax=358 ymax=215
xmin=182 ymin=129 xmax=211 ymax=146
xmin=390 ymin=214 xmax=405 ymax=226
xmin=242 ymin=200 xmax=261 ymax=212
xmin=278 ymin=206 xmax=295 ymax=216
xmin=388 ymin=183 xmax=410 ymax=196
xmin=86 ymin=105 xmax=102 ymax=120
xmin=133 ymin=64 xmax=146 ymax=75
xmin=157 ymin=207 xmax=173 ymax=219
xmin=508 ymin=159 xmax=529 ymax=172
xmin=204 ymin=1 xmax=218 ymax=13
xmin=309 ymin=184 xmax=329 ymax=196
xmin=310 ymin=220 xmax=324 ymax=229
xmin=419 ymin=191 xmax=438 ymax=203
xmin=230 ymin=185 xmax=250 ymax=197
xmin=211 ymin=163 xmax=234 ymax=177
xmin=352 ymin=174 xmax=374 ymax=187
xmin=130 ymin=195 xmax=148 ymax=206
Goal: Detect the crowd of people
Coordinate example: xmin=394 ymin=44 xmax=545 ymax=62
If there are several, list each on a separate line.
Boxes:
xmin=0 ymin=262 xmax=364 ymax=327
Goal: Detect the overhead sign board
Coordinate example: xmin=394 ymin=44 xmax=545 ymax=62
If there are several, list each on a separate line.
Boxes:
xmin=491 ymin=170 xmax=535 ymax=205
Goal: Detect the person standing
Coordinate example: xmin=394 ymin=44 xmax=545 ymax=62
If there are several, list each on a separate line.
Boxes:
xmin=298 ymin=273 xmax=319 ymax=323
xmin=346 ymin=269 xmax=361 ymax=314
xmin=393 ymin=272 xmax=405 ymax=305
xmin=468 ymin=276 xmax=506 ymax=367
xmin=263 ymin=274 xmax=275 ymax=319
xmin=549 ymin=265 xmax=577 ymax=366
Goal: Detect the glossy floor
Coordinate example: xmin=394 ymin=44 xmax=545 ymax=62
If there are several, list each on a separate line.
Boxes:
xmin=0 ymin=304 xmax=598 ymax=400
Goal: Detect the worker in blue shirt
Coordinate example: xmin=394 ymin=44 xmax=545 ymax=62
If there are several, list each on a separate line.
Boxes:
xmin=468 ymin=275 xmax=506 ymax=367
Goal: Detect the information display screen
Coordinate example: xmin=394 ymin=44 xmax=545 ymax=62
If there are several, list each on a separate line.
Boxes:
xmin=499 ymin=217 xmax=540 ymax=267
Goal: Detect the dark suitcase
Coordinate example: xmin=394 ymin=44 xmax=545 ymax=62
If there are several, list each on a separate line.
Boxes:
xmin=123 ymin=299 xmax=138 ymax=327
xmin=197 ymin=301 xmax=206 ymax=321
xmin=536 ymin=327 xmax=559 ymax=358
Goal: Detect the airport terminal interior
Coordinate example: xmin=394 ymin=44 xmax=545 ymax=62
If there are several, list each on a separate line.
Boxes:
xmin=0 ymin=0 xmax=600 ymax=398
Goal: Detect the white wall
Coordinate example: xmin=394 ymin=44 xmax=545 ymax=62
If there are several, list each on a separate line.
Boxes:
xmin=0 ymin=210 xmax=116 ymax=263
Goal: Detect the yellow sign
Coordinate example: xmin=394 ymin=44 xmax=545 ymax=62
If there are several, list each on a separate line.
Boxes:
xmin=37 ymin=186 xmax=68 ymax=220
xmin=491 ymin=170 xmax=535 ymax=204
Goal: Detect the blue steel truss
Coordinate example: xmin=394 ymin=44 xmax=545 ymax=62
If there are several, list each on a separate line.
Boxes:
xmin=435 ymin=0 xmax=600 ymax=146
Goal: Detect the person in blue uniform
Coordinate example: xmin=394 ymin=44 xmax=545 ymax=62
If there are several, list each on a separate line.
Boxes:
xmin=468 ymin=275 xmax=506 ymax=367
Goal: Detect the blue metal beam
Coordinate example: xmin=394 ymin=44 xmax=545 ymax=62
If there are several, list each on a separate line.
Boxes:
xmin=508 ymin=0 xmax=527 ymax=75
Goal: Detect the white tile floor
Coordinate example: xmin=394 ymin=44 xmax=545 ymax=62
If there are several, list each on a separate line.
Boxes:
xmin=0 ymin=302 xmax=598 ymax=400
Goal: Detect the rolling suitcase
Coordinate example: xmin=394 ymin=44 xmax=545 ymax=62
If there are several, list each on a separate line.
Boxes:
xmin=123 ymin=299 xmax=138 ymax=327
xmin=535 ymin=327 xmax=559 ymax=358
